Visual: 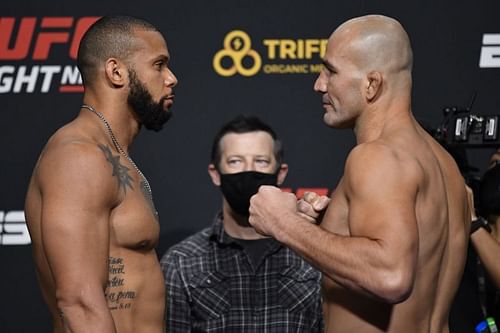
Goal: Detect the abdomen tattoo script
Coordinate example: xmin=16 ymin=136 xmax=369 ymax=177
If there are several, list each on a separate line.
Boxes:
xmin=106 ymin=256 xmax=136 ymax=310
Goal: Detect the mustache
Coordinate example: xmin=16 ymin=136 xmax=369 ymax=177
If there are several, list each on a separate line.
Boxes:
xmin=164 ymin=89 xmax=175 ymax=100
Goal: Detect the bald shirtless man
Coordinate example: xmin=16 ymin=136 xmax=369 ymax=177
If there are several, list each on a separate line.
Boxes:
xmin=249 ymin=15 xmax=469 ymax=332
xmin=24 ymin=15 xmax=177 ymax=332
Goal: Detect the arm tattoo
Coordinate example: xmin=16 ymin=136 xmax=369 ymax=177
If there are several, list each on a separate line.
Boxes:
xmin=98 ymin=144 xmax=134 ymax=193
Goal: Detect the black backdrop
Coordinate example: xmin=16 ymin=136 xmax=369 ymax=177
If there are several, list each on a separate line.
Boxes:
xmin=1 ymin=0 xmax=499 ymax=330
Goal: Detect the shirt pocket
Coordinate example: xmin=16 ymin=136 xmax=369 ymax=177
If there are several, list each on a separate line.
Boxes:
xmin=188 ymin=271 xmax=230 ymax=320
xmin=278 ymin=265 xmax=321 ymax=313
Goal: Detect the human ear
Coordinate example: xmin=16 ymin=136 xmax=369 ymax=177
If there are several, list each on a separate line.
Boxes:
xmin=277 ymin=163 xmax=289 ymax=185
xmin=208 ymin=164 xmax=221 ymax=186
xmin=366 ymin=71 xmax=383 ymax=102
xmin=104 ymin=58 xmax=126 ymax=87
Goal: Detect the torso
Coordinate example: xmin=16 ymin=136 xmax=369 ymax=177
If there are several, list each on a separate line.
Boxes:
xmin=163 ymin=223 xmax=323 ymax=332
xmin=25 ymin=117 xmax=165 ymax=333
xmin=104 ymin=182 xmax=164 ymax=333
xmin=321 ymin=122 xmax=468 ymax=333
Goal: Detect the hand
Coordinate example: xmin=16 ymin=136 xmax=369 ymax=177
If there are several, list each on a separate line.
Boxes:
xmin=297 ymin=191 xmax=330 ymax=224
xmin=249 ymin=185 xmax=298 ymax=238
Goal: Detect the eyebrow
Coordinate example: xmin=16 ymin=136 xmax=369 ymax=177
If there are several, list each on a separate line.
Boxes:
xmin=322 ymin=59 xmax=336 ymax=72
xmin=226 ymin=154 xmax=271 ymax=159
xmin=153 ymin=54 xmax=170 ymax=63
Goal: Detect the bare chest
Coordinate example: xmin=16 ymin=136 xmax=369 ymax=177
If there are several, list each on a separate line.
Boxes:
xmin=321 ymin=181 xmax=350 ymax=236
xmin=110 ymin=187 xmax=160 ymax=250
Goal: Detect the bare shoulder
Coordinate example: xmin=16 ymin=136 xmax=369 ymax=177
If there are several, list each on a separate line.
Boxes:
xmin=346 ymin=141 xmax=414 ymax=165
xmin=419 ymin=131 xmax=466 ymax=189
xmin=35 ymin=130 xmax=121 ymax=206
xmin=344 ymin=141 xmax=422 ymax=190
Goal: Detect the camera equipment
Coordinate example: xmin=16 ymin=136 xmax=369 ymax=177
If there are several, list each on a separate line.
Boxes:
xmin=433 ymin=93 xmax=500 ymax=148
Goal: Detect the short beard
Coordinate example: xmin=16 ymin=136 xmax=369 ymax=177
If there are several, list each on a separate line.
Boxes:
xmin=127 ymin=69 xmax=172 ymax=132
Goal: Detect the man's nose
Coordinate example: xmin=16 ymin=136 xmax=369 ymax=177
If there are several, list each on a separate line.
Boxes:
xmin=243 ymin=163 xmax=254 ymax=172
xmin=313 ymin=71 xmax=326 ymax=93
xmin=164 ymin=69 xmax=178 ymax=87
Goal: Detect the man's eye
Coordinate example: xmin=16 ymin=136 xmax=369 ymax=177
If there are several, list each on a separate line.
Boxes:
xmin=323 ymin=65 xmax=335 ymax=75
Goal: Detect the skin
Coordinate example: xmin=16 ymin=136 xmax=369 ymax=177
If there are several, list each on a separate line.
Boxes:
xmin=24 ymin=28 xmax=177 ymax=333
xmin=249 ymin=15 xmax=469 ymax=332
xmin=208 ymin=131 xmax=288 ymax=239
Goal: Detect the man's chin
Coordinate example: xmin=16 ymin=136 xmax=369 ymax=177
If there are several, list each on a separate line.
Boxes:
xmin=323 ymin=112 xmax=349 ymax=129
xmin=143 ymin=112 xmax=172 ymax=132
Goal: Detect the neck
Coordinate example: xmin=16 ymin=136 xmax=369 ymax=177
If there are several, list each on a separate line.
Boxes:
xmin=81 ymin=100 xmax=154 ymax=203
xmin=353 ymin=94 xmax=412 ymax=144
xmin=82 ymin=97 xmax=140 ymax=152
xmin=221 ymin=203 xmax=267 ymax=240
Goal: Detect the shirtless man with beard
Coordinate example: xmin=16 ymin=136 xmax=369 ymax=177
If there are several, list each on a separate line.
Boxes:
xmin=25 ymin=15 xmax=177 ymax=332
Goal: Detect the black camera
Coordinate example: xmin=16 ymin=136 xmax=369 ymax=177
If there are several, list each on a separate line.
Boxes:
xmin=434 ymin=106 xmax=500 ymax=148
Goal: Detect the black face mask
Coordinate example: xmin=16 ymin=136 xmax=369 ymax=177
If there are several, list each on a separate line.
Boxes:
xmin=219 ymin=171 xmax=278 ymax=216
xmin=479 ymin=163 xmax=500 ymax=217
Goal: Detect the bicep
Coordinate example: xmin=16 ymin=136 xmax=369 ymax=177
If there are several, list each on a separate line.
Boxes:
xmin=345 ymin=147 xmax=420 ymax=258
xmin=41 ymin=197 xmax=111 ymax=290
xmin=39 ymin=146 xmax=117 ymax=294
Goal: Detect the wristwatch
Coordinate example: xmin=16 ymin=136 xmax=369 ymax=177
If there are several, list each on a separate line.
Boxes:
xmin=470 ymin=216 xmax=492 ymax=235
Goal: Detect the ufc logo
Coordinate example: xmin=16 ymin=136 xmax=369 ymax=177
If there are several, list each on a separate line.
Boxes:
xmin=479 ymin=34 xmax=500 ymax=68
xmin=0 ymin=16 xmax=99 ymax=60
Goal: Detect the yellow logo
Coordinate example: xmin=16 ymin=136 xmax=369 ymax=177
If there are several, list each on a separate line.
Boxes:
xmin=213 ymin=30 xmax=262 ymax=77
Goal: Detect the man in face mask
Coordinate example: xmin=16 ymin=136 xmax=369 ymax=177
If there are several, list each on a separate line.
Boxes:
xmin=160 ymin=115 xmax=323 ymax=332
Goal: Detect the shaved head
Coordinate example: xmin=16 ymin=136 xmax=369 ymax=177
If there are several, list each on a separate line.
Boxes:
xmin=331 ymin=15 xmax=413 ymax=75
xmin=77 ymin=15 xmax=159 ymax=85
xmin=315 ymin=15 xmax=415 ymax=129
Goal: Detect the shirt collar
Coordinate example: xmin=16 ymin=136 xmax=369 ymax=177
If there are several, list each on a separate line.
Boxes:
xmin=209 ymin=211 xmax=234 ymax=245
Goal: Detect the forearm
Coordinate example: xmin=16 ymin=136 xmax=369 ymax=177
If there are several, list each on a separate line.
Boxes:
xmin=471 ymin=229 xmax=500 ymax=289
xmin=276 ymin=212 xmax=413 ymax=303
xmin=57 ymin=296 xmax=116 ymax=332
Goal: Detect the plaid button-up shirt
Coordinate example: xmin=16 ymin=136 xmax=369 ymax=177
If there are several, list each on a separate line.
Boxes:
xmin=160 ymin=213 xmax=323 ymax=332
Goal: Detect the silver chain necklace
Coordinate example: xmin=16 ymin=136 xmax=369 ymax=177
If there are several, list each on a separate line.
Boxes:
xmin=81 ymin=104 xmax=153 ymax=201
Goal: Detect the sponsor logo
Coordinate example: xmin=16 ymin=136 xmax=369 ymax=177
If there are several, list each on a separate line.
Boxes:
xmin=0 ymin=210 xmax=30 ymax=245
xmin=213 ymin=30 xmax=327 ymax=76
xmin=213 ymin=30 xmax=262 ymax=77
xmin=0 ymin=16 xmax=99 ymax=93
xmin=479 ymin=34 xmax=500 ymax=68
